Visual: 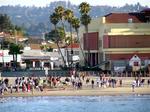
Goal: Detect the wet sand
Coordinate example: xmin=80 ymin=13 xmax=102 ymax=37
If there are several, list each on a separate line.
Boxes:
xmin=1 ymin=86 xmax=150 ymax=97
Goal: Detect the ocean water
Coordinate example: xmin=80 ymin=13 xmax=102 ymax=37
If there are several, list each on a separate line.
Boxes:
xmin=0 ymin=95 xmax=150 ymax=112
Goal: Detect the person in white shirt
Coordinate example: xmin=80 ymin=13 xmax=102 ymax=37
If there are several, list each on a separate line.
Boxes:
xmin=132 ymin=80 xmax=136 ymax=92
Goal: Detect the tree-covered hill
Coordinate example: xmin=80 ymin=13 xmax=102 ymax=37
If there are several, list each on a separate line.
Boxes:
xmin=0 ymin=1 xmax=148 ymax=37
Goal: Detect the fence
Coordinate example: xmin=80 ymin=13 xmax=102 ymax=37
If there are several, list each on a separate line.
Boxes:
xmin=1 ymin=70 xmax=70 ymax=77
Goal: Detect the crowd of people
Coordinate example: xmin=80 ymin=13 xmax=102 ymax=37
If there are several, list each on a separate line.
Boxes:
xmin=0 ymin=77 xmax=46 ymax=95
xmin=0 ymin=71 xmax=150 ymax=95
xmin=132 ymin=77 xmax=150 ymax=92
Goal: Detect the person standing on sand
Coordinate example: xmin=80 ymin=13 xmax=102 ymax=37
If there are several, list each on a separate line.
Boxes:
xmin=132 ymin=80 xmax=136 ymax=92
xmin=147 ymin=79 xmax=150 ymax=87
xmin=39 ymin=78 xmax=43 ymax=92
xmin=10 ymin=84 xmax=13 ymax=93
xmin=96 ymin=77 xmax=100 ymax=87
xmin=119 ymin=79 xmax=122 ymax=87
xmin=31 ymin=79 xmax=35 ymax=95
xmin=91 ymin=79 xmax=94 ymax=88
xmin=15 ymin=77 xmax=19 ymax=92
xmin=86 ymin=78 xmax=90 ymax=86
xmin=0 ymin=80 xmax=3 ymax=95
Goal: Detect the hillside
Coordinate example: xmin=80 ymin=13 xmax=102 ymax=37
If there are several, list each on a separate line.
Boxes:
xmin=0 ymin=1 xmax=148 ymax=37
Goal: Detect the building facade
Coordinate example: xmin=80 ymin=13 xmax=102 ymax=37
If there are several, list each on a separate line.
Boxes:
xmin=0 ymin=50 xmax=21 ymax=68
xmin=62 ymin=43 xmax=80 ymax=66
xmin=0 ymin=48 xmax=61 ymax=70
xmin=79 ymin=9 xmax=150 ymax=71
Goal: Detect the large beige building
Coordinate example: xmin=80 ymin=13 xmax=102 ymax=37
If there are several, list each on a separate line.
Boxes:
xmin=79 ymin=9 xmax=150 ymax=71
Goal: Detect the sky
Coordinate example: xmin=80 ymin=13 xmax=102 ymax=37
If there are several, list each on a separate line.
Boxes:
xmin=0 ymin=0 xmax=150 ymax=7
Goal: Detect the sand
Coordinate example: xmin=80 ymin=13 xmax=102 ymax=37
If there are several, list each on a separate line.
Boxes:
xmin=1 ymin=86 xmax=150 ymax=97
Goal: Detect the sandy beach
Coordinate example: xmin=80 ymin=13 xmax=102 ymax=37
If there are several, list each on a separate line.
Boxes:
xmin=1 ymin=77 xmax=150 ymax=97
xmin=1 ymin=87 xmax=150 ymax=97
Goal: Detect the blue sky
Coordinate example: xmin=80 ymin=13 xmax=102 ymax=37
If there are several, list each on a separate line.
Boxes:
xmin=0 ymin=0 xmax=150 ymax=7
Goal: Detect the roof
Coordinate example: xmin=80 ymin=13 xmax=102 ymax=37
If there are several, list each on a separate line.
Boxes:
xmin=21 ymin=56 xmax=50 ymax=60
xmin=28 ymin=38 xmax=43 ymax=44
xmin=66 ymin=43 xmax=79 ymax=49
xmin=104 ymin=12 xmax=148 ymax=23
xmin=45 ymin=52 xmax=60 ymax=57
xmin=130 ymin=55 xmax=141 ymax=61
xmin=22 ymin=50 xmax=61 ymax=58
xmin=22 ymin=50 xmax=46 ymax=56
xmin=141 ymin=8 xmax=150 ymax=13
xmin=30 ymin=44 xmax=41 ymax=50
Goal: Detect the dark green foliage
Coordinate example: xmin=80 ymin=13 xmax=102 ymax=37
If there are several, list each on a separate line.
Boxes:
xmin=45 ymin=27 xmax=65 ymax=42
xmin=1 ymin=40 xmax=10 ymax=49
xmin=80 ymin=14 xmax=91 ymax=27
xmin=71 ymin=17 xmax=80 ymax=31
xmin=0 ymin=14 xmax=14 ymax=32
xmin=9 ymin=43 xmax=23 ymax=69
xmin=55 ymin=6 xmax=65 ymax=21
xmin=64 ymin=9 xmax=74 ymax=23
xmin=0 ymin=14 xmax=26 ymax=37
xmin=47 ymin=47 xmax=53 ymax=52
xmin=50 ymin=12 xmax=60 ymax=26
xmin=79 ymin=2 xmax=91 ymax=14
xmin=40 ymin=45 xmax=53 ymax=52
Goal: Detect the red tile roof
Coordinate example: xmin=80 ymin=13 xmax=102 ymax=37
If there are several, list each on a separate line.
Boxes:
xmin=105 ymin=12 xmax=148 ymax=23
xmin=30 ymin=44 xmax=41 ymax=50
xmin=67 ymin=43 xmax=79 ymax=49
xmin=141 ymin=8 xmax=150 ymax=13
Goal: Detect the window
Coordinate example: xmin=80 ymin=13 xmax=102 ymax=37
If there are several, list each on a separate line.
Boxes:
xmin=146 ymin=16 xmax=150 ymax=23
xmin=134 ymin=62 xmax=139 ymax=66
xmin=128 ymin=18 xmax=133 ymax=23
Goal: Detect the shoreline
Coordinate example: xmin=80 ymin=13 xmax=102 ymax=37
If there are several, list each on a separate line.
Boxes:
xmin=1 ymin=87 xmax=150 ymax=97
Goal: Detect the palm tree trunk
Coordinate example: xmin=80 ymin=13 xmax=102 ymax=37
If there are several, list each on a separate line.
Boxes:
xmin=85 ymin=25 xmax=90 ymax=67
xmin=61 ymin=19 xmax=69 ymax=67
xmin=12 ymin=54 xmax=15 ymax=69
xmin=56 ymin=42 xmax=66 ymax=66
xmin=54 ymin=25 xmax=66 ymax=66
xmin=75 ymin=29 xmax=86 ymax=64
xmin=70 ymin=23 xmax=73 ymax=66
xmin=15 ymin=53 xmax=17 ymax=68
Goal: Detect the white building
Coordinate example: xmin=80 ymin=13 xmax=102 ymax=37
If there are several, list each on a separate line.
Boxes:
xmin=0 ymin=47 xmax=62 ymax=70
xmin=0 ymin=50 xmax=21 ymax=67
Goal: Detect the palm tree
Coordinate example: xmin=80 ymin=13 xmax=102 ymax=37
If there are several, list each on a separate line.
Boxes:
xmin=55 ymin=6 xmax=70 ymax=66
xmin=64 ymin=9 xmax=74 ymax=24
xmin=80 ymin=14 xmax=91 ymax=34
xmin=9 ymin=43 xmax=23 ymax=69
xmin=50 ymin=12 xmax=66 ymax=66
xmin=55 ymin=6 xmax=65 ymax=29
xmin=79 ymin=2 xmax=91 ymax=14
xmin=79 ymin=2 xmax=91 ymax=66
xmin=71 ymin=17 xmax=85 ymax=62
xmin=45 ymin=27 xmax=65 ymax=41
xmin=64 ymin=9 xmax=74 ymax=65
